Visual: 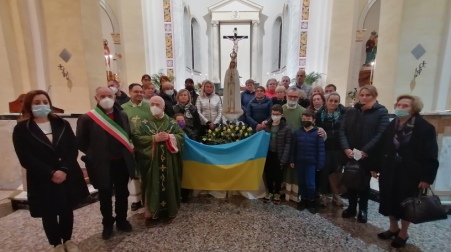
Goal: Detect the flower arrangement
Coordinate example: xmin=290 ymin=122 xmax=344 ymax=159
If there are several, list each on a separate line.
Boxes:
xmin=201 ymin=122 xmax=254 ymax=145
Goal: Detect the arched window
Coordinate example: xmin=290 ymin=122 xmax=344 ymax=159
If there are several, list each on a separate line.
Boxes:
xmin=281 ymin=5 xmax=290 ymax=70
xmin=184 ymin=7 xmax=192 ymax=71
xmin=191 ymin=18 xmax=201 ymax=72
xmin=271 ymin=17 xmax=283 ymax=72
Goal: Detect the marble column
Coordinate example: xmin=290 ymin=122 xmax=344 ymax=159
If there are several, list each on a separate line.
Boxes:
xmin=211 ymin=20 xmax=220 ymax=83
xmin=251 ymin=20 xmax=259 ymax=82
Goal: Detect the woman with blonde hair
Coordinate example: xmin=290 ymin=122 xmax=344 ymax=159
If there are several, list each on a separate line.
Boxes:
xmin=373 ymin=95 xmax=439 ymax=248
xmin=196 ymin=80 xmax=223 ymax=130
xmin=339 ymin=84 xmax=389 ymax=223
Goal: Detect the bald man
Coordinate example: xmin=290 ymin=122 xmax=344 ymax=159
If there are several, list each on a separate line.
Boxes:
xmin=132 ymin=95 xmax=185 ymax=222
xmin=159 ymin=82 xmax=177 ymax=118
xmin=76 ymin=87 xmax=137 ymax=239
xmin=291 ymin=70 xmax=312 ymax=98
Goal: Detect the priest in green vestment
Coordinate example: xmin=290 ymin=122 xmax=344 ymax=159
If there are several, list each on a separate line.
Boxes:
xmin=121 ymin=83 xmax=150 ymax=211
xmin=132 ymin=96 xmax=184 ymax=220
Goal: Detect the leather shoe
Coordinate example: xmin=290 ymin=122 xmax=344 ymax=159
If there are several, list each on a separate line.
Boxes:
xmin=116 ymin=220 xmax=133 ymax=232
xmin=391 ymin=235 xmax=409 ymax=248
xmin=357 ymin=210 xmax=368 ymax=223
xmin=102 ymin=225 xmax=114 ymax=240
xmin=377 ymin=229 xmax=400 ymax=240
xmin=131 ymin=201 xmax=143 ymax=211
xmin=341 ymin=208 xmax=357 ymax=218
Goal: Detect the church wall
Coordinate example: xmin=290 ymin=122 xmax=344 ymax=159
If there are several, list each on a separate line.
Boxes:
xmin=391 ymin=0 xmax=448 ymax=112
xmin=38 ymin=0 xmax=105 ymax=113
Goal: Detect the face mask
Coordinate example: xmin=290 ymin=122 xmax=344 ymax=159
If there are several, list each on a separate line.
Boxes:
xmin=186 ymin=86 xmax=194 ymax=91
xmin=301 ymin=121 xmax=313 ymax=127
xmin=178 ymin=121 xmax=186 ymax=128
xmin=271 ymin=115 xmax=282 ymax=122
xmin=32 ymin=105 xmax=51 ymax=118
xmin=394 ymin=109 xmax=410 ymax=118
xmin=99 ymin=97 xmax=115 ymax=110
xmin=287 ymin=100 xmax=297 ymax=107
xmin=164 ymin=90 xmax=174 ymax=96
xmin=150 ymin=105 xmax=163 ymax=116
xmin=109 ymin=87 xmax=118 ymax=94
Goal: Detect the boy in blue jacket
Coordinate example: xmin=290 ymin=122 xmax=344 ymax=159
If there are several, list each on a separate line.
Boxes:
xmin=290 ymin=110 xmax=325 ymax=214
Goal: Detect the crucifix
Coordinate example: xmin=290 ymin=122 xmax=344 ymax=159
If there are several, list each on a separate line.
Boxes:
xmin=223 ymin=27 xmax=248 ymax=65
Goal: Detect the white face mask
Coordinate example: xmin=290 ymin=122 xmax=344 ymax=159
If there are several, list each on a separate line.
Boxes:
xmin=271 ymin=115 xmax=282 ymax=122
xmin=164 ymin=90 xmax=174 ymax=96
xmin=109 ymin=87 xmax=118 ymax=94
xmin=150 ymin=105 xmax=163 ymax=116
xmin=287 ymin=100 xmax=297 ymax=108
xmin=99 ymin=97 xmax=115 ymax=110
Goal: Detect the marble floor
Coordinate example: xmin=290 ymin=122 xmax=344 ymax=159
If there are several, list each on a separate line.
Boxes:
xmin=0 ymin=196 xmax=449 ymax=252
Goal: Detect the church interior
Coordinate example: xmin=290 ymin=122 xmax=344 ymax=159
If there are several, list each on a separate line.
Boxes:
xmin=1 ymin=0 xmax=451 ymax=251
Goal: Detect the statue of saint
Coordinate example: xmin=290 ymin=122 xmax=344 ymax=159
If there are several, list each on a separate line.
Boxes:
xmin=222 ymin=50 xmax=243 ymax=119
xmin=365 ymin=31 xmax=378 ymax=65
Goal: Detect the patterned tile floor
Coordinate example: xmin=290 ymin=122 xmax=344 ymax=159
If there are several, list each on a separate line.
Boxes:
xmin=0 ymin=196 xmax=449 ymax=252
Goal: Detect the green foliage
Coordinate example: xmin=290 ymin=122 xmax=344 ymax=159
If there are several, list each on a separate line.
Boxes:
xmin=151 ymin=69 xmax=175 ymax=88
xmin=304 ymin=72 xmax=324 ymax=85
xmin=201 ymin=122 xmax=254 ymax=145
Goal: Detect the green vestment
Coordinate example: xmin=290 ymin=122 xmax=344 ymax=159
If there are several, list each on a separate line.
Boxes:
xmin=282 ymin=104 xmax=305 ymax=184
xmin=121 ymin=101 xmax=150 ymax=134
xmin=133 ymin=113 xmax=184 ymax=219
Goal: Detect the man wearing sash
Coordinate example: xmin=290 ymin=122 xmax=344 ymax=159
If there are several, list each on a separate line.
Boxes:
xmin=121 ymin=83 xmax=149 ymax=212
xmin=133 ymin=96 xmax=184 ymax=221
xmin=76 ymin=87 xmax=137 ymax=240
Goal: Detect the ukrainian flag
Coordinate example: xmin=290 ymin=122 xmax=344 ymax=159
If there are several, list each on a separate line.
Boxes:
xmin=182 ymin=131 xmax=270 ymax=190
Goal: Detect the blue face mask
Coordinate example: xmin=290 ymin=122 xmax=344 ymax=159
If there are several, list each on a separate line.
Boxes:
xmin=178 ymin=121 xmax=186 ymax=128
xmin=393 ymin=109 xmax=410 ymax=118
xmin=32 ymin=105 xmax=51 ymax=118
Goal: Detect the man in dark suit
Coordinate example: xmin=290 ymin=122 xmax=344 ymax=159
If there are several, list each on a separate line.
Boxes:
xmin=76 ymin=87 xmax=137 ymax=240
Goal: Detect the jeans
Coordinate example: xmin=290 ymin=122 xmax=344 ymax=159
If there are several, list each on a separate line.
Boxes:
xmin=98 ymin=158 xmax=130 ymax=226
xmin=264 ymin=151 xmax=283 ymax=194
xmin=297 ymin=164 xmax=316 ymax=200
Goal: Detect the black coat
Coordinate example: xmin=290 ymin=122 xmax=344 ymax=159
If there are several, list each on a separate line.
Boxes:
xmin=173 ymin=103 xmax=202 ymax=141
xmin=76 ymin=107 xmax=137 ymax=190
xmin=375 ymin=116 xmax=439 ymax=218
xmin=160 ymin=92 xmax=177 ymax=118
xmin=12 ymin=116 xmax=89 ymax=217
xmin=339 ymin=102 xmax=389 ymax=170
xmin=116 ymin=91 xmax=131 ymax=106
xmin=265 ymin=118 xmax=292 ymax=164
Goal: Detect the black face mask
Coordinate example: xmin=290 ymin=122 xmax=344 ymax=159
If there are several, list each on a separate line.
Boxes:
xmin=301 ymin=121 xmax=313 ymax=127
xmin=186 ymin=86 xmax=194 ymax=91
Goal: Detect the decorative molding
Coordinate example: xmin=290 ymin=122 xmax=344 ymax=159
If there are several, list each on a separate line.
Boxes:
xmin=111 ymin=33 xmax=121 ymax=44
xmin=252 ymin=20 xmax=259 ymax=26
xmin=299 ymin=0 xmax=310 ymax=69
xmin=163 ymin=0 xmax=174 ymax=77
xmin=211 ymin=20 xmax=219 ymax=27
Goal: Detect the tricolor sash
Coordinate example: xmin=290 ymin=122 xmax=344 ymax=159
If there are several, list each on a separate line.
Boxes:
xmin=87 ymin=107 xmax=134 ymax=153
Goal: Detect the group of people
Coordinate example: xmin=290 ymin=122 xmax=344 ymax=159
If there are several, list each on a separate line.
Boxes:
xmin=12 ymin=69 xmax=439 ymax=250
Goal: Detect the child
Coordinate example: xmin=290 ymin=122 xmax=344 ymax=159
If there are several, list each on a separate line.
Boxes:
xmin=290 ymin=110 xmax=325 ymax=213
xmin=174 ymin=113 xmax=197 ymax=141
xmin=263 ymin=104 xmax=292 ymax=204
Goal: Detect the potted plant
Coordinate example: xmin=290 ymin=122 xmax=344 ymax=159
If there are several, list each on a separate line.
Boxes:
xmin=304 ymin=72 xmax=324 ymax=85
xmin=151 ymin=69 xmax=175 ymax=89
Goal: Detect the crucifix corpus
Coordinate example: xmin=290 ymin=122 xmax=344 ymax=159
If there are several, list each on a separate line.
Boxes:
xmin=221 ymin=28 xmax=248 ymax=122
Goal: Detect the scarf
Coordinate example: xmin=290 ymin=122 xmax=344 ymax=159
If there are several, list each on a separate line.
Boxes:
xmin=177 ymin=103 xmax=193 ymax=119
xmin=393 ymin=116 xmax=415 ymax=149
xmin=320 ymin=108 xmax=341 ymax=124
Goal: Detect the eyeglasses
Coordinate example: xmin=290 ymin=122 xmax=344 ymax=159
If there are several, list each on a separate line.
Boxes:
xmin=131 ymin=91 xmax=143 ymax=94
xmin=287 ymin=96 xmax=299 ymax=99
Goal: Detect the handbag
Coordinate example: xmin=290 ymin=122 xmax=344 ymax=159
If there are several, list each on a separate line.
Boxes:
xmin=341 ymin=160 xmax=367 ymax=191
xmin=400 ymin=188 xmax=448 ymax=224
xmin=329 ymin=169 xmax=347 ymax=194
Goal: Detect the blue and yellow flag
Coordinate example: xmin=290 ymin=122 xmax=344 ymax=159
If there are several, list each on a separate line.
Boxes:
xmin=182 ymin=131 xmax=270 ymax=190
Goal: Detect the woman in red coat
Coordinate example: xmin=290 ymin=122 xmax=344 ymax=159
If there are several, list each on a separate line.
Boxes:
xmin=12 ymin=90 xmax=89 ymax=252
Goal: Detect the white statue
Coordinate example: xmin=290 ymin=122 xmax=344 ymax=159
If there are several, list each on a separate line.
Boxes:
xmin=222 ymin=55 xmax=243 ymax=121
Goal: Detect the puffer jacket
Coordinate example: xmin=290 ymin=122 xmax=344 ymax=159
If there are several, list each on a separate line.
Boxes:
xmin=290 ymin=127 xmax=325 ymax=169
xmin=265 ymin=118 xmax=292 ymax=164
xmin=246 ymin=96 xmax=272 ymax=129
xmin=196 ymin=94 xmax=222 ymax=125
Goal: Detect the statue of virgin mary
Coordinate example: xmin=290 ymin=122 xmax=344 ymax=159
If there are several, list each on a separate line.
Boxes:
xmin=222 ymin=53 xmax=243 ymax=121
